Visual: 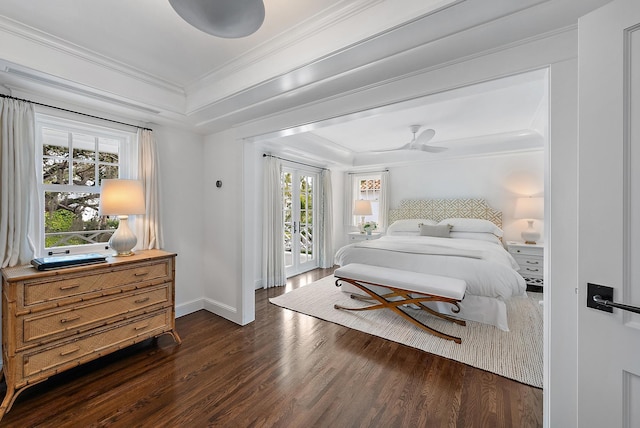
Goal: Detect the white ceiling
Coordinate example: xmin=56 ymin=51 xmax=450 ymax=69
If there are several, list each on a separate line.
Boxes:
xmin=0 ymin=0 xmax=610 ymax=166
xmin=259 ymin=68 xmax=548 ymax=166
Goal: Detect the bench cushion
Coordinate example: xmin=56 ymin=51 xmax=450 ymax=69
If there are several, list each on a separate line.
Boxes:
xmin=334 ymin=263 xmax=466 ymax=301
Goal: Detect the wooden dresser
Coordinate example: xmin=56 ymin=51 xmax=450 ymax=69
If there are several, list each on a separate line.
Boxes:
xmin=0 ymin=249 xmax=180 ymax=420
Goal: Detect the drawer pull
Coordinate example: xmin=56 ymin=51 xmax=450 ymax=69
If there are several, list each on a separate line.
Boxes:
xmin=525 ymin=268 xmax=540 ymax=272
xmin=60 ymin=315 xmax=81 ymax=323
xmin=59 ymin=284 xmax=81 ymax=291
xmin=134 ymin=324 xmax=149 ymax=331
xmin=526 ymin=261 xmax=540 ymax=265
xmin=134 ymin=297 xmax=150 ymax=304
xmin=134 ymin=272 xmax=149 ymax=277
xmin=60 ymin=347 xmax=80 ymax=356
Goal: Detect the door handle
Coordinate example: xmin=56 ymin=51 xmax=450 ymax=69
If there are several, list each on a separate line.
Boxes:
xmin=592 ymin=295 xmax=640 ymax=314
xmin=293 ymin=221 xmax=297 ymax=234
xmin=587 ymin=283 xmax=640 ymax=314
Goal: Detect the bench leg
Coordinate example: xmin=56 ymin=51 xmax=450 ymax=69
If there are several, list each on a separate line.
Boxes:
xmin=335 ymin=277 xmax=464 ymax=344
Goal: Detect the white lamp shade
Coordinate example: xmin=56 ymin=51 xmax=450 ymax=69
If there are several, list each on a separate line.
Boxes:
xmin=514 ymin=197 xmax=544 ymax=220
xmin=353 ymin=200 xmax=372 ymax=216
xmin=100 ymin=179 xmax=146 ymax=215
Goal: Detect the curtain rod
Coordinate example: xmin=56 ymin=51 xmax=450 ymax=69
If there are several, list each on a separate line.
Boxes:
xmin=0 ymin=93 xmax=153 ymax=132
xmin=263 ymin=153 xmax=327 ymax=170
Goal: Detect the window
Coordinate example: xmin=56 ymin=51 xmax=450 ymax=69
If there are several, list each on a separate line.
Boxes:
xmin=36 ymin=114 xmax=137 ymax=255
xmin=351 ymin=173 xmax=382 ymax=227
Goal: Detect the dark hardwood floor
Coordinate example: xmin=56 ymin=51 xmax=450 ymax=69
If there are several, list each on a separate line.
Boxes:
xmin=0 ymin=267 xmax=542 ymax=427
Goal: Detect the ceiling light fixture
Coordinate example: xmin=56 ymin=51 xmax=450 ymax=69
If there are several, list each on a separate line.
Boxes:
xmin=169 ymin=0 xmax=265 ymax=38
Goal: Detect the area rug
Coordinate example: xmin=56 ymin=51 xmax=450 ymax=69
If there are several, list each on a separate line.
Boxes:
xmin=269 ymin=275 xmax=543 ymax=388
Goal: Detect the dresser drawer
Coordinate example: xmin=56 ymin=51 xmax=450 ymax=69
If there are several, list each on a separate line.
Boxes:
xmin=21 ymin=310 xmax=170 ymax=378
xmin=20 ymin=284 xmax=171 ymax=346
xmin=22 ymin=259 xmax=172 ymax=306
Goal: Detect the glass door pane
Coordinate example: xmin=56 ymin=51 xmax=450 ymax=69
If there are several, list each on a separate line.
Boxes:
xmin=283 ymin=171 xmax=293 ymax=270
xmin=284 ymin=168 xmax=318 ymax=277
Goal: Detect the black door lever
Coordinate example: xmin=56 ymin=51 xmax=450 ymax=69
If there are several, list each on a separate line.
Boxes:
xmin=587 ymin=283 xmax=640 ymax=314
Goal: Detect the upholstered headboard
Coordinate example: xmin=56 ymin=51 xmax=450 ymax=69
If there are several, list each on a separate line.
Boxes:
xmin=388 ymin=198 xmax=502 ymax=229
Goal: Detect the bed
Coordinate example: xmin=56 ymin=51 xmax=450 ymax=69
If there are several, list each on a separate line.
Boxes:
xmin=334 ymin=199 xmax=526 ymax=331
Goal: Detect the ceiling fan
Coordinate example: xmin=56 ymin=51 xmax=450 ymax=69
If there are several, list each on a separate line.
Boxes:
xmin=375 ymin=125 xmax=447 ymax=153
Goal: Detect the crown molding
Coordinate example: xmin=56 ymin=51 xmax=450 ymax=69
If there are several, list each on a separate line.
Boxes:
xmin=185 ymin=0 xmax=384 ymax=91
xmin=184 ymin=0 xmax=462 ymax=100
xmin=2 ymin=67 xmax=163 ymax=114
xmin=0 ymin=15 xmax=184 ymax=96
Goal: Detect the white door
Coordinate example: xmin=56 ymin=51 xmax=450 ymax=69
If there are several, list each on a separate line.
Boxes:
xmin=578 ymin=1 xmax=640 ymax=426
xmin=283 ymin=168 xmax=318 ymax=277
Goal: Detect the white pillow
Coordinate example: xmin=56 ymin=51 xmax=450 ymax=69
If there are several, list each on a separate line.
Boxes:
xmin=438 ymin=218 xmax=503 ymax=237
xmin=386 ymin=219 xmax=436 ymax=235
xmin=449 ymin=231 xmax=502 ymax=244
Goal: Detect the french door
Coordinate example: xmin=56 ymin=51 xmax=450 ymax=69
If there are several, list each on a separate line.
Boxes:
xmin=283 ymin=167 xmax=318 ymax=277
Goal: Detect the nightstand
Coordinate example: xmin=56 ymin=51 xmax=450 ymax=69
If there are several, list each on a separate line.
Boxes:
xmin=507 ymin=241 xmax=544 ymax=289
xmin=348 ymin=232 xmax=382 ymax=242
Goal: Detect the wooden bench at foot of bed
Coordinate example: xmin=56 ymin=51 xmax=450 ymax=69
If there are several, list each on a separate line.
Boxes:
xmin=333 ymin=263 xmax=468 ymax=344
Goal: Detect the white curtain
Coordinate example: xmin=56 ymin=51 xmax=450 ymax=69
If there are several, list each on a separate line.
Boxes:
xmin=318 ymin=169 xmax=333 ymax=268
xmin=136 ymin=129 xmax=163 ymax=250
xmin=344 ymin=173 xmax=356 ymax=230
xmin=379 ymin=170 xmax=390 ymax=231
xmin=262 ymin=156 xmax=286 ymax=287
xmin=0 ymin=98 xmax=37 ymax=268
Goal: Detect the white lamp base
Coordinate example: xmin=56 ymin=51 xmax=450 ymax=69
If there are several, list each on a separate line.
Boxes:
xmin=521 ymin=220 xmax=540 ymax=245
xmin=109 ymin=215 xmax=138 ymax=256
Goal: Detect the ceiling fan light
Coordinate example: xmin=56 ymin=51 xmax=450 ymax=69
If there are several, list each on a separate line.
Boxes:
xmin=169 ymin=0 xmax=265 ymax=38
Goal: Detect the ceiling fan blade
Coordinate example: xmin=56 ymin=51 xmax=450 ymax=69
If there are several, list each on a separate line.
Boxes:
xmin=415 ymin=128 xmax=435 ymax=144
xmin=417 ymin=144 xmax=447 ymax=153
xmin=371 ymin=142 xmax=412 ymax=152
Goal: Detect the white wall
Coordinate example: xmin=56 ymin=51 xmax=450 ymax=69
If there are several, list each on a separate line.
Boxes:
xmin=386 ymin=151 xmax=545 ymax=242
xmin=201 ymin=129 xmax=246 ymax=324
xmin=153 ymin=125 xmax=206 ymax=317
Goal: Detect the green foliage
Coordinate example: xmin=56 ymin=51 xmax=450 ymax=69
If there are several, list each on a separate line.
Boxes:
xmin=45 ymin=209 xmax=75 ymax=232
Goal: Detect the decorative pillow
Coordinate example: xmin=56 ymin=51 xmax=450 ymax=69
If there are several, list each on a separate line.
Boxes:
xmin=386 ymin=219 xmax=436 ymax=235
xmin=419 ymin=223 xmax=452 ymax=238
xmin=438 ymin=218 xmax=503 ymax=237
xmin=449 ymin=231 xmax=502 ymax=244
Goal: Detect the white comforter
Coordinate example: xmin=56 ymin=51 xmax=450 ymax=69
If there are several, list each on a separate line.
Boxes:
xmin=334 ymin=236 xmax=526 ymax=300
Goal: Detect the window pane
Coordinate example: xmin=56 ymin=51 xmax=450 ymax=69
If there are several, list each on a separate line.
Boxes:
xmin=73 ymin=148 xmax=95 ymax=161
xmin=99 ymin=164 xmax=119 ymax=181
xmin=72 ymin=161 xmax=96 ymax=186
xmin=98 ymin=137 xmax=120 ymax=163
xmin=43 ymin=158 xmax=70 ymax=184
xmin=42 ymin=128 xmax=69 ymax=155
xmin=72 ymin=133 xmax=95 ymax=154
xmin=44 ymin=191 xmax=115 ymax=248
xmin=283 ymin=172 xmax=292 ymax=210
xmin=42 ymin=128 xmax=70 ymax=184
xmin=353 ymin=175 xmax=382 ymax=226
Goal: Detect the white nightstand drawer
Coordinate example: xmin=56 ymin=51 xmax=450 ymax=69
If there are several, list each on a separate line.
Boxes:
xmin=348 ymin=232 xmax=382 ymax=242
xmin=507 ymin=241 xmax=544 ymax=287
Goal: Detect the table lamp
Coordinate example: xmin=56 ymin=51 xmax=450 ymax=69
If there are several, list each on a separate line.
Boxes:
xmin=353 ymin=200 xmax=372 ymax=233
xmin=514 ymin=196 xmax=543 ymax=244
xmin=100 ymin=179 xmax=146 ymax=256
